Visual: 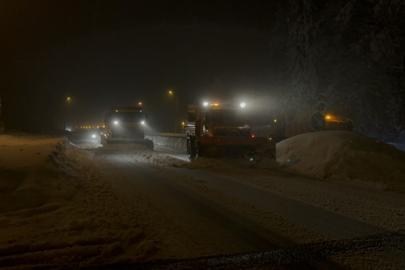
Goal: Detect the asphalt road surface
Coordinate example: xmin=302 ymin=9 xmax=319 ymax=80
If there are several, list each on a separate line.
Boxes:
xmin=68 ymin=134 xmax=405 ymax=269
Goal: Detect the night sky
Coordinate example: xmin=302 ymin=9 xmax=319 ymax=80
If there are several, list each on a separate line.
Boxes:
xmin=1 ymin=0 xmax=277 ymax=132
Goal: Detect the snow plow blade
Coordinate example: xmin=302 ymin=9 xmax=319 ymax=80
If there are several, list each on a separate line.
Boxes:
xmin=104 ymin=138 xmax=154 ymax=149
xmin=197 ymin=137 xmax=275 ymax=160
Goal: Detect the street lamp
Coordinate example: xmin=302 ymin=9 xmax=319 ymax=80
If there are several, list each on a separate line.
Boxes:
xmin=138 ymin=102 xmax=142 ymax=106
xmin=168 ymin=90 xmax=179 ymax=133
xmin=64 ymin=97 xmax=72 ymax=130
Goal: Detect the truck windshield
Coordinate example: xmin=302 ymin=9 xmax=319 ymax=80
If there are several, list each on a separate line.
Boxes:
xmin=206 ymin=109 xmax=245 ymax=126
xmin=111 ymin=112 xmax=144 ymax=122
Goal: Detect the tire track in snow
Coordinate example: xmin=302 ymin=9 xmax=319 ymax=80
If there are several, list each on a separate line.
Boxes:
xmin=99 ymin=152 xmax=345 ymax=269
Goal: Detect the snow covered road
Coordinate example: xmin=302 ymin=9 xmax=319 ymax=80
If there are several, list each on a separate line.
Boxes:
xmin=84 ymin=139 xmax=405 ymax=269
xmin=1 ymin=133 xmax=404 ymax=269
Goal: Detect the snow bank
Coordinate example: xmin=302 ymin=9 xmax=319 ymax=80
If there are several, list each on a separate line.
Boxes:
xmin=276 ymin=131 xmax=405 ymax=192
xmin=145 ymin=132 xmax=405 ymax=193
xmin=146 ymin=134 xmax=186 ymax=151
xmin=0 ymin=135 xmax=71 ymax=213
xmin=389 ymin=142 xmax=405 ymax=152
xmin=0 ymin=135 xmax=155 ymax=268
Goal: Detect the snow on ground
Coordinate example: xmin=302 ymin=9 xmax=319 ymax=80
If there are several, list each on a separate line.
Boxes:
xmin=2 ymin=131 xmax=404 ymax=268
xmin=390 ymin=142 xmax=405 ymax=152
xmin=275 ymin=131 xmax=405 ymax=193
xmin=147 ymin=131 xmax=405 ymax=194
xmin=0 ymin=135 xmax=65 ymax=213
xmin=0 ymin=135 xmax=156 ymax=269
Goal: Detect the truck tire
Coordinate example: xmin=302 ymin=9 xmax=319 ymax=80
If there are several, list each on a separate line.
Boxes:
xmin=187 ymin=137 xmax=197 ymax=161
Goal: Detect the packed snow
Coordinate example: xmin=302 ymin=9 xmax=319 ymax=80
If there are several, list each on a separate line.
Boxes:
xmin=276 ymin=131 xmax=405 ymax=193
xmin=0 ymin=135 xmax=156 ymax=268
xmin=149 ymin=131 xmax=405 ymax=194
xmin=1 ymin=131 xmax=404 ymax=269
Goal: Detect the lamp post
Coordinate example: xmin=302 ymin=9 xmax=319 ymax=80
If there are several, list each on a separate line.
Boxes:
xmin=168 ymin=90 xmax=179 ymax=133
xmin=64 ymin=97 xmax=71 ymax=130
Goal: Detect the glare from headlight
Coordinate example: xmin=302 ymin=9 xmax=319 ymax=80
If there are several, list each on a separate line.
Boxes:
xmin=240 ymin=102 xmax=246 ymax=108
xmin=203 ymin=101 xmax=209 ymax=107
xmin=91 ymin=134 xmax=96 ymax=138
xmin=114 ymin=120 xmax=119 ymax=125
xmin=141 ymin=121 xmax=145 ymax=125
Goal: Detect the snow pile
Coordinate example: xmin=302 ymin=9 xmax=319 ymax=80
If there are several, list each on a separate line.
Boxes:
xmin=389 ymin=142 xmax=405 ymax=152
xmin=0 ymin=135 xmax=69 ymax=213
xmin=0 ymin=135 xmax=155 ymax=268
xmin=277 ymin=131 xmax=405 ymax=192
xmin=151 ymin=155 xmax=276 ymax=170
xmin=146 ymin=135 xmax=186 ymax=151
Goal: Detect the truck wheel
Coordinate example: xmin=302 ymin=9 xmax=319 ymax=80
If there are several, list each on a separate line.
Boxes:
xmin=187 ymin=138 xmax=197 ymax=161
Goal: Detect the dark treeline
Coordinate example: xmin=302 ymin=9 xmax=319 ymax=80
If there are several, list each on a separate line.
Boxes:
xmin=261 ymin=0 xmax=405 ymax=142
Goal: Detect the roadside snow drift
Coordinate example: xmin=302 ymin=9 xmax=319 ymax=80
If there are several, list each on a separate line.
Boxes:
xmin=0 ymin=135 xmax=154 ymax=268
xmin=0 ymin=135 xmax=67 ymax=213
xmin=277 ymin=131 xmax=405 ymax=192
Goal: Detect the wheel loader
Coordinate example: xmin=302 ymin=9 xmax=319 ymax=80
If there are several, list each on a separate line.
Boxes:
xmin=185 ymin=102 xmax=276 ymax=161
xmin=269 ymin=103 xmax=354 ymax=143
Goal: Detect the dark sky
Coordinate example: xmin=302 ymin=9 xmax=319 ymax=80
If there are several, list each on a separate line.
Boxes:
xmin=1 ymin=0 xmax=277 ymax=132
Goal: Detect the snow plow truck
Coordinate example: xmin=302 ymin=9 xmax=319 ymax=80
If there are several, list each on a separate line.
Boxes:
xmin=269 ymin=103 xmax=354 ymax=143
xmin=102 ymin=106 xmax=154 ymax=149
xmin=185 ymin=102 xmax=276 ymax=161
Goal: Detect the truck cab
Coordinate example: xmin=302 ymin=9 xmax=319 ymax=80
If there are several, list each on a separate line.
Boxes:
xmin=102 ymin=106 xmax=153 ymax=148
xmin=186 ymin=102 xmax=275 ymax=161
xmin=104 ymin=107 xmax=147 ymax=139
xmin=187 ymin=104 xmax=251 ymax=138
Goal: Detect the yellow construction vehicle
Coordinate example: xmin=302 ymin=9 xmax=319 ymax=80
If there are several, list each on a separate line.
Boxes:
xmin=269 ymin=103 xmax=354 ymax=142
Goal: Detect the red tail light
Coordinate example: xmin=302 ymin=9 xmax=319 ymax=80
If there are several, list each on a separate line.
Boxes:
xmin=251 ymin=134 xmax=255 ymax=138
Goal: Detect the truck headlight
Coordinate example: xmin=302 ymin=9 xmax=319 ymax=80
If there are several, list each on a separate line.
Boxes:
xmin=114 ymin=120 xmax=119 ymax=125
xmin=141 ymin=121 xmax=145 ymax=125
xmin=91 ymin=134 xmax=96 ymax=138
